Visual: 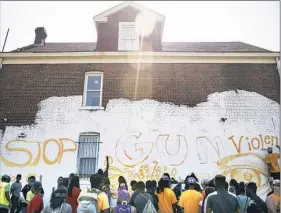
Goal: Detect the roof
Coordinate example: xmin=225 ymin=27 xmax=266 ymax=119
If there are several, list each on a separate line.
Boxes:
xmin=11 ymin=41 xmax=273 ymax=53
xmin=93 ymin=1 xmax=165 ymax=23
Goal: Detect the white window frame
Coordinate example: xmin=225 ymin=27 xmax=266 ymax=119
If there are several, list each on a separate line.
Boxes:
xmin=118 ymin=22 xmax=139 ymax=51
xmin=81 ymin=72 xmax=104 ymax=110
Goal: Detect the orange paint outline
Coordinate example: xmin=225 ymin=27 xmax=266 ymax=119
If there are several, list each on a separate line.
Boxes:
xmin=42 ymin=139 xmax=63 ymax=165
xmin=0 ymin=139 xmax=34 ymax=167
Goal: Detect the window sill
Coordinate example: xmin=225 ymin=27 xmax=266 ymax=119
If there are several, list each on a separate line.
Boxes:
xmin=79 ymin=106 xmax=105 ymax=111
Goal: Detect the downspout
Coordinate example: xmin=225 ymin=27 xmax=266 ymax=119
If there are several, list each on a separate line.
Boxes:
xmin=276 ymin=57 xmax=280 ymax=76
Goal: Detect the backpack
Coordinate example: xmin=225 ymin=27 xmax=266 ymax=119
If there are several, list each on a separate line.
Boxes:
xmin=173 ymin=182 xmax=182 ymax=199
xmin=248 ymin=199 xmax=267 ymax=213
xmin=139 ymin=193 xmax=157 ymax=213
xmin=77 ymin=188 xmax=102 ymax=213
xmin=46 ymin=203 xmax=64 ymax=213
xmin=115 ymin=201 xmax=132 ymax=213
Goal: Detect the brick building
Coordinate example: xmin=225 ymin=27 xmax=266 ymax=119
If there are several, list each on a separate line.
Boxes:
xmin=0 ymin=1 xmax=279 ymax=200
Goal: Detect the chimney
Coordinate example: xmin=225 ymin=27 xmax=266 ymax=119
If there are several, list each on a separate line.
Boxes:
xmin=34 ymin=27 xmax=47 ymax=46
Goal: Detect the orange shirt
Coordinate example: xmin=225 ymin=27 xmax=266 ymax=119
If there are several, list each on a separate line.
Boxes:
xmin=178 ymin=189 xmax=203 ymax=213
xmin=157 ymin=188 xmax=177 ymax=213
xmin=266 ymin=193 xmax=280 ymax=212
xmin=265 ymin=153 xmax=280 ymax=173
xmin=78 ymin=190 xmax=109 ymax=212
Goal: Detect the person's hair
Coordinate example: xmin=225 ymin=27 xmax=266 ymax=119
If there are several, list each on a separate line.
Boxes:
xmin=146 ymin=180 xmax=153 ymax=190
xmin=97 ymin=169 xmax=104 ymax=176
xmin=50 ymin=188 xmax=67 ymax=210
xmin=157 ymin=178 xmax=170 ymax=193
xmin=238 ymin=182 xmax=246 ymax=194
xmin=246 ymin=182 xmax=257 ymax=194
xmin=130 ymin=180 xmax=137 ymax=187
xmin=118 ymin=176 xmax=128 ymax=190
xmin=16 ymin=174 xmax=22 ymax=179
xmin=201 ymin=187 xmax=215 ymax=212
xmin=136 ymin=181 xmax=145 ymax=191
xmin=229 ymin=179 xmax=239 ymax=194
xmin=90 ymin=174 xmax=103 ymax=189
xmin=215 ymin=175 xmax=226 ymax=189
xmin=229 ymin=186 xmax=236 ymax=194
xmin=225 ymin=182 xmax=229 ymax=190
xmin=208 ymin=178 xmax=215 ymax=188
xmin=103 ymin=177 xmax=110 ymax=186
xmin=118 ymin=176 xmax=126 ymax=184
xmin=229 ymin=179 xmax=238 ymax=187
xmin=205 ymin=187 xmax=215 ymax=195
xmin=130 ymin=180 xmax=137 ymax=191
xmin=152 ymin=180 xmax=157 ymax=188
xmin=57 ymin=176 xmax=64 ymax=185
xmin=63 ymin=178 xmax=69 ymax=188
xmin=69 ymin=173 xmax=74 ymax=179
xmin=68 ymin=175 xmax=80 ymax=196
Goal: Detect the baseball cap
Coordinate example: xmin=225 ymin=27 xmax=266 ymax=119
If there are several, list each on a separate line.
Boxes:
xmin=33 ymin=181 xmax=42 ymax=190
xmin=162 ymin=175 xmax=170 ymax=181
xmin=267 ymin=147 xmax=273 ymax=152
xmin=187 ymin=177 xmax=196 ymax=185
xmin=1 ymin=174 xmax=9 ymax=179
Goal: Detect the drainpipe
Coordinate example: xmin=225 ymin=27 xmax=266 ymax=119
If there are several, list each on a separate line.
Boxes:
xmin=276 ymin=57 xmax=280 ymax=76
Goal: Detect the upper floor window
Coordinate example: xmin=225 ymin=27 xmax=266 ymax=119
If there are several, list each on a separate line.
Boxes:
xmin=118 ymin=22 xmax=139 ymax=51
xmin=83 ymin=72 xmax=103 ymax=107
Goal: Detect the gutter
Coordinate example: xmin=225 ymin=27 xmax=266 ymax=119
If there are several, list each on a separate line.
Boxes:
xmin=0 ymin=51 xmax=280 ymax=58
xmin=0 ymin=52 xmax=279 ymax=65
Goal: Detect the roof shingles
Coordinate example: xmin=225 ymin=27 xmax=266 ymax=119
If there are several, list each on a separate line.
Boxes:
xmin=11 ymin=41 xmax=272 ymax=53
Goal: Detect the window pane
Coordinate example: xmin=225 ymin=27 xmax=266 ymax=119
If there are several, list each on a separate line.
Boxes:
xmin=77 ymin=134 xmax=100 ymax=176
xmin=78 ymin=135 xmax=100 ymax=158
xmin=86 ymin=91 xmax=100 ymax=106
xmin=122 ymin=26 xmax=136 ymax=39
xmin=122 ymin=40 xmax=137 ymax=51
xmin=87 ymin=76 xmax=102 ymax=90
xmin=79 ymin=158 xmax=96 ymax=175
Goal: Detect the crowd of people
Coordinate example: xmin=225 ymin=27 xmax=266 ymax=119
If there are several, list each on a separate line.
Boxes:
xmin=0 ymin=148 xmax=280 ymax=213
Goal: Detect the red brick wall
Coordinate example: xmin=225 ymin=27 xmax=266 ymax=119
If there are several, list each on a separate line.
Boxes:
xmin=95 ymin=6 xmax=162 ymax=51
xmin=0 ymin=63 xmax=279 ymax=128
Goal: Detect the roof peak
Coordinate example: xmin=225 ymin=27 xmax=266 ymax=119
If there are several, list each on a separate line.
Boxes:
xmin=93 ymin=1 xmax=165 ymax=23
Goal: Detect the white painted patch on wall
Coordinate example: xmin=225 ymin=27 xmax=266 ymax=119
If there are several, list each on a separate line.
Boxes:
xmin=0 ymin=90 xmax=279 ymax=203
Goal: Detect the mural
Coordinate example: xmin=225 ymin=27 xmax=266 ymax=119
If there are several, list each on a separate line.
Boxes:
xmin=115 ymin=132 xmax=188 ymax=167
xmin=0 ymin=90 xmax=279 ymax=202
xmin=0 ymin=138 xmax=77 ymax=167
xmin=229 ymin=135 xmax=278 ymax=153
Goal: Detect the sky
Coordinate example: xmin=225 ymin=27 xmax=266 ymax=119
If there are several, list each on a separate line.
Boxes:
xmin=0 ymin=1 xmax=280 ymax=52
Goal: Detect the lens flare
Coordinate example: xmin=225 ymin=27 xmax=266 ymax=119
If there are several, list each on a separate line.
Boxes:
xmin=135 ymin=11 xmax=157 ymax=37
